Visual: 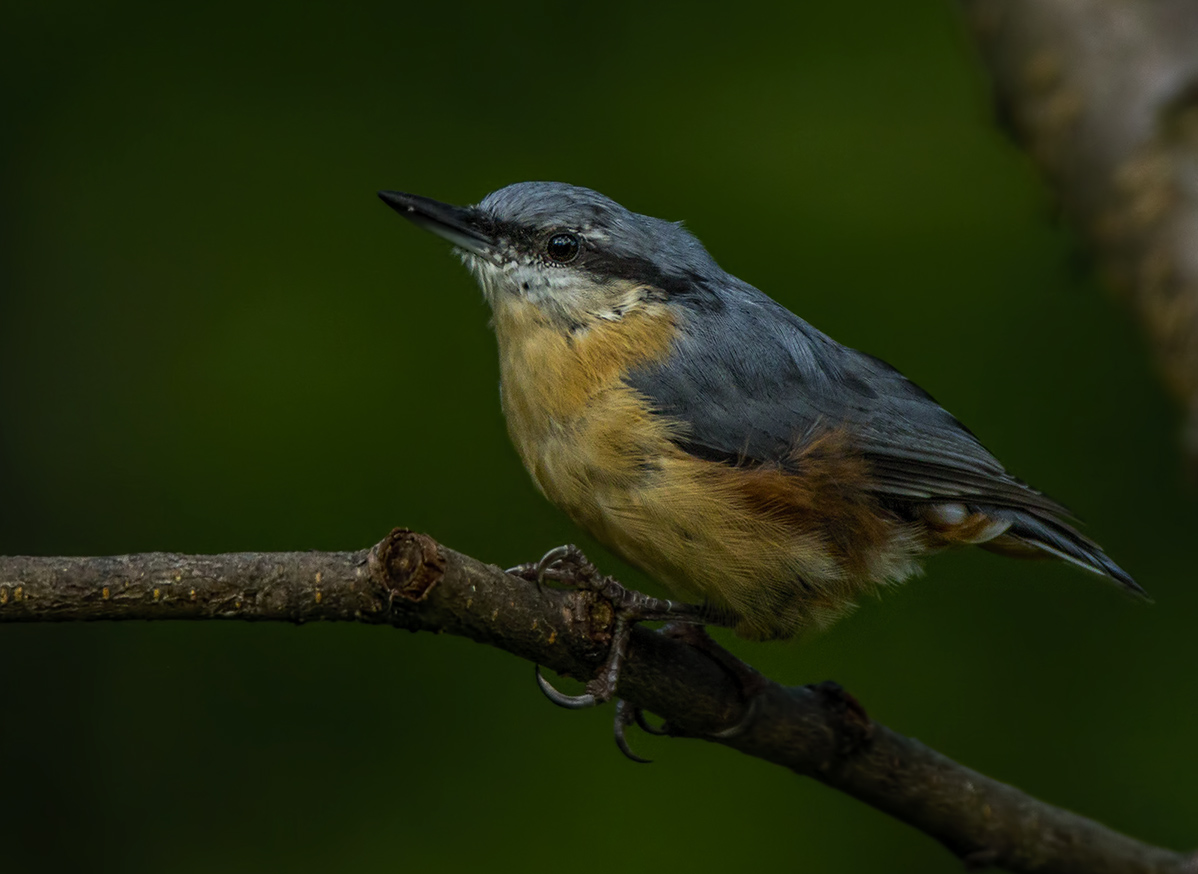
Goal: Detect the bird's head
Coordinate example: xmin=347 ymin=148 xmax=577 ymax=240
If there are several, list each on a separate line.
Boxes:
xmin=380 ymin=181 xmax=721 ymax=329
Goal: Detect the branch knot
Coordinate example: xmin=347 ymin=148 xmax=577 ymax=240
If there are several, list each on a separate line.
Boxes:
xmin=369 ymin=528 xmax=445 ymax=604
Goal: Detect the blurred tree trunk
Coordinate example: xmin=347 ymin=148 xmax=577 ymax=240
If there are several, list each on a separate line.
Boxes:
xmin=962 ymin=0 xmax=1198 ymax=468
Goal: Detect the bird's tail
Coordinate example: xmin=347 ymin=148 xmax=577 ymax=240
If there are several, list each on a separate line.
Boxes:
xmin=978 ymin=508 xmax=1145 ymax=596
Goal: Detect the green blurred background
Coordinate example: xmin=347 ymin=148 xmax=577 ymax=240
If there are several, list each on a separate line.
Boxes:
xmin=2 ymin=1 xmax=1194 ymax=871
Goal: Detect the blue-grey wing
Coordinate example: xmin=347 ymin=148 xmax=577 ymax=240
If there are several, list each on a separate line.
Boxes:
xmin=626 ymin=284 xmax=1069 ymax=517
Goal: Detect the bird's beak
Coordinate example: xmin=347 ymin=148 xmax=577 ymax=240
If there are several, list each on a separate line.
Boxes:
xmin=378 ymin=190 xmax=496 ymax=256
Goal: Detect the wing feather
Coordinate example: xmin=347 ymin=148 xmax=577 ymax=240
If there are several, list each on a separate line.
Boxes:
xmin=625 ymin=285 xmax=1067 ymax=517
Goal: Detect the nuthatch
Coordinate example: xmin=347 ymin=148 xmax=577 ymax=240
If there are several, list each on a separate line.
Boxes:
xmin=380 ymin=181 xmax=1142 ymax=719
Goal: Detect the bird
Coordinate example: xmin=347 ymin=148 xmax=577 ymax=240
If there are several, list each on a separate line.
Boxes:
xmin=379 ymin=181 xmax=1142 ymax=711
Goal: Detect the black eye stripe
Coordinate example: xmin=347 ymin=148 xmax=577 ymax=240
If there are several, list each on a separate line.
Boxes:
xmin=546 ymin=233 xmax=581 ymax=264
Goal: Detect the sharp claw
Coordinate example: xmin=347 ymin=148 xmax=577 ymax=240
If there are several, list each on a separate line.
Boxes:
xmin=532 ymin=545 xmax=570 ymax=583
xmin=615 ymin=734 xmax=650 ymax=763
xmin=535 ymin=665 xmax=598 ymax=709
xmin=539 ymin=544 xmax=597 ymax=585
xmin=508 ymin=545 xmax=590 ymax=584
xmin=614 ymin=699 xmax=652 ymax=763
xmin=518 ymin=544 xmax=737 ymax=758
xmin=633 ymin=707 xmax=670 ymax=736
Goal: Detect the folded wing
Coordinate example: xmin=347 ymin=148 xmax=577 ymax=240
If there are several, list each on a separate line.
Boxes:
xmin=624 ymin=282 xmax=1141 ymax=593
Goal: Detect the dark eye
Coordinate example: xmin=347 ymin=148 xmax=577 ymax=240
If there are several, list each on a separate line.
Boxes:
xmin=545 ymin=232 xmax=580 ymax=263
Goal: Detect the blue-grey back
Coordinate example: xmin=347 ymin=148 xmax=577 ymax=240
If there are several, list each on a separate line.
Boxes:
xmin=626 ymin=276 xmax=1069 ymax=517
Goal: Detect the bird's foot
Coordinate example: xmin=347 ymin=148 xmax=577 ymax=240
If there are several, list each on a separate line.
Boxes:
xmin=613 ymin=699 xmax=670 ymax=763
xmin=506 ymin=543 xmax=598 ymax=586
xmin=534 ymin=570 xmax=707 ymax=707
xmin=512 ymin=544 xmax=712 ymax=762
xmin=534 ymin=622 xmax=664 ymax=764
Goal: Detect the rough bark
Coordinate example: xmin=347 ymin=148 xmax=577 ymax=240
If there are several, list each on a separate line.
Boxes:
xmin=1 ymin=529 xmax=1192 ymax=873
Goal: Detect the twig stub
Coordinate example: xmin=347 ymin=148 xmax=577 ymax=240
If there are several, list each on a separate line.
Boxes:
xmin=369 ymin=527 xmax=445 ymax=603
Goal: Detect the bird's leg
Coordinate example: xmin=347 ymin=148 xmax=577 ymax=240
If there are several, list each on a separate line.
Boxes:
xmin=511 ymin=544 xmax=719 ymax=761
xmin=527 ymin=547 xmax=712 ymax=707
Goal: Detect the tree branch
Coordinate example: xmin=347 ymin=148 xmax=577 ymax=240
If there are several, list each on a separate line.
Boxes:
xmin=0 ymin=529 xmax=1191 ymax=873
xmin=961 ymin=0 xmax=1198 ymax=468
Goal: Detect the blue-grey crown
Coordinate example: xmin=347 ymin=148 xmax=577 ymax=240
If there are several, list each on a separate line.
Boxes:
xmin=477 ymin=182 xmax=723 ymax=283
